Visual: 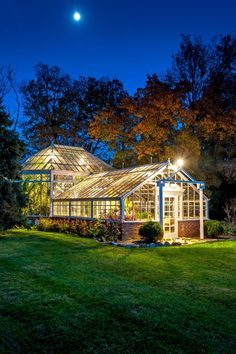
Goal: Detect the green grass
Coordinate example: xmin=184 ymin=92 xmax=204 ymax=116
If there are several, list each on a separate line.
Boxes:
xmin=0 ymin=230 xmax=236 ymax=353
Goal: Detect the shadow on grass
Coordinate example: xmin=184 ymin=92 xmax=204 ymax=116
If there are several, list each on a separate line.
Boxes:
xmin=1 ymin=230 xmax=236 ymax=262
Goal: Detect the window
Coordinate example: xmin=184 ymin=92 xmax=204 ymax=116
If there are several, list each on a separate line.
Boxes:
xmin=183 ymin=184 xmax=207 ymax=219
xmin=22 ymin=174 xmax=50 ymax=216
xmin=53 ymin=201 xmax=69 ymax=216
xmin=164 ymin=197 xmax=175 ymax=234
xmin=71 ymin=201 xmax=91 ymax=218
xmin=124 ymin=183 xmax=155 ymax=221
xmin=93 ymin=200 xmax=120 ymax=220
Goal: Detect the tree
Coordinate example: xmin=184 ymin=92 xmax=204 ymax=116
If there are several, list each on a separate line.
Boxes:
xmin=69 ymin=76 xmax=128 ymax=155
xmin=89 ymin=96 xmax=137 ymax=167
xmin=21 ymin=63 xmax=74 ymax=150
xmin=0 ymin=66 xmax=12 ymax=100
xmin=196 ymin=35 xmax=236 ymax=186
xmin=164 ymin=129 xmax=201 ymax=174
xmin=0 ymin=66 xmax=21 ymax=130
xmin=165 ymin=35 xmax=209 ymax=109
xmin=166 ymin=34 xmax=236 ymax=219
xmin=131 ymin=75 xmax=190 ymax=163
xmin=21 ymin=64 xmax=127 ymax=155
xmin=166 ymin=35 xmax=236 ymax=177
xmin=90 ymin=75 xmax=191 ymax=166
xmin=0 ymin=100 xmax=26 ymax=230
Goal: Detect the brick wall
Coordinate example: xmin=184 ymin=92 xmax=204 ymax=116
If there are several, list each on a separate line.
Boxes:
xmin=122 ymin=220 xmax=201 ymax=241
xmin=121 ymin=222 xmax=143 ymax=241
xmin=178 ymin=220 xmax=200 ymax=238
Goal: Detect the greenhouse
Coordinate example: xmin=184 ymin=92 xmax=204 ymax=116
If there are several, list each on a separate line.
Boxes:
xmin=21 ymin=144 xmax=209 ymax=239
xmin=21 ymin=144 xmax=113 ymax=216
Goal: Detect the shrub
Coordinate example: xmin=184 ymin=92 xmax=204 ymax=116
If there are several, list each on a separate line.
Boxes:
xmin=139 ymin=221 xmax=163 ymax=243
xmin=36 ymin=218 xmax=121 ymax=242
xmin=103 ymin=222 xmax=121 ymax=242
xmin=221 ymin=222 xmax=236 ymax=236
xmin=88 ymin=222 xmax=105 ymax=240
xmin=14 ymin=216 xmax=30 ymax=229
xmin=204 ymin=220 xmax=224 ymax=238
xmin=37 ymin=218 xmax=52 ymax=231
xmin=88 ymin=221 xmax=121 ymax=242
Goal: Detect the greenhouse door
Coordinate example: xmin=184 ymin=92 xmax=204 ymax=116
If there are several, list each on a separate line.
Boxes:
xmin=164 ymin=196 xmax=178 ymax=238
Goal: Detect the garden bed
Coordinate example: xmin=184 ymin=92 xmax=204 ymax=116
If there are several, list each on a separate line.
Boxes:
xmin=106 ymin=235 xmax=236 ymax=248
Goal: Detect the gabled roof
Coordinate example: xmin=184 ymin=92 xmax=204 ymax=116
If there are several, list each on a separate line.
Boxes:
xmin=55 ymin=162 xmax=169 ymax=200
xmin=22 ymin=144 xmax=113 ymax=174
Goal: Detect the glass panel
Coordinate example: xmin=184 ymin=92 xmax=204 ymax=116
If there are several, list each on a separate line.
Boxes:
xmin=22 ymin=144 xmax=112 ymax=174
xmin=93 ymin=200 xmax=120 ymax=220
xmin=22 ymin=174 xmax=50 ymax=216
xmin=124 ymin=182 xmax=155 ymax=221
xmin=53 ymin=201 xmax=69 ymax=216
xmin=182 ymin=184 xmax=206 ymax=219
xmin=55 ymin=163 xmax=165 ymax=200
xmin=71 ymin=201 xmax=91 ymax=218
xmin=53 ymin=174 xmax=75 ymax=198
xmin=164 ymin=197 xmax=176 ymax=234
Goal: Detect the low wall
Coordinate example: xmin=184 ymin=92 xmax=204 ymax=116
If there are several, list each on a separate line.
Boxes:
xmin=178 ymin=220 xmax=200 ymax=238
xmin=122 ymin=220 xmax=201 ymax=241
xmin=121 ymin=222 xmax=143 ymax=241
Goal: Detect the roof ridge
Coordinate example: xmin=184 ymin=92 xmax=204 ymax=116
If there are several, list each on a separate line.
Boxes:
xmin=53 ymin=144 xmax=84 ymax=149
xmin=22 ymin=144 xmax=113 ymax=173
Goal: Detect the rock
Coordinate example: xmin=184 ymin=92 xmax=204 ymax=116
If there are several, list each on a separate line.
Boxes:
xmin=172 ymin=242 xmax=182 ymax=246
xmin=149 ymin=243 xmax=156 ymax=247
xmin=139 ymin=243 xmax=149 ymax=248
xmin=124 ymin=244 xmax=138 ymax=248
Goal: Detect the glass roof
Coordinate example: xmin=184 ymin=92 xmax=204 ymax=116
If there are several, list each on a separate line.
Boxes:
xmin=56 ymin=162 xmax=168 ymax=200
xmin=22 ymin=144 xmax=113 ymax=174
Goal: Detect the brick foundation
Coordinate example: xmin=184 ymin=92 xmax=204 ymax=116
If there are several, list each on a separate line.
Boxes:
xmin=178 ymin=220 xmax=200 ymax=238
xmin=31 ymin=216 xmax=201 ymax=240
xmin=121 ymin=222 xmax=143 ymax=241
xmin=122 ymin=220 xmax=201 ymax=241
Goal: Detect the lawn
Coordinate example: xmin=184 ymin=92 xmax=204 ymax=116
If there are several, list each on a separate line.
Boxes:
xmin=0 ymin=230 xmax=236 ymax=353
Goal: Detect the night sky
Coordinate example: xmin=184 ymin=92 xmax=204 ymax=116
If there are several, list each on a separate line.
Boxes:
xmin=1 ymin=0 xmax=236 ymax=94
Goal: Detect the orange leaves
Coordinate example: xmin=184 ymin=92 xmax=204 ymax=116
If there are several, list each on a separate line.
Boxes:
xmin=89 ymin=75 xmax=192 ymax=164
xmin=132 ymin=76 xmax=190 ymax=160
xmin=198 ymin=110 xmax=236 ymax=142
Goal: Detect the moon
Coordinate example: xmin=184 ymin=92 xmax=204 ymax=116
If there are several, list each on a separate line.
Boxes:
xmin=73 ymin=12 xmax=81 ymax=21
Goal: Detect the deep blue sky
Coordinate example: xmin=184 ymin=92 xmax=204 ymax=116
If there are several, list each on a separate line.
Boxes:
xmin=1 ymin=0 xmax=236 ymax=95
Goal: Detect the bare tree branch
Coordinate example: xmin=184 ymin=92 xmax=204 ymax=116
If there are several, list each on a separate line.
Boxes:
xmin=7 ymin=68 xmax=21 ymax=130
xmin=0 ymin=65 xmax=21 ymax=130
xmin=0 ymin=66 xmax=11 ymax=100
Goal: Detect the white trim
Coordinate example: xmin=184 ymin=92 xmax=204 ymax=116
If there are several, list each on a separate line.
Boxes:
xmin=163 ymin=194 xmax=178 ymax=238
xmin=180 ymin=218 xmax=208 ymax=221
xmin=199 ymin=188 xmax=204 ymax=239
xmin=50 ymin=170 xmax=54 ymax=217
